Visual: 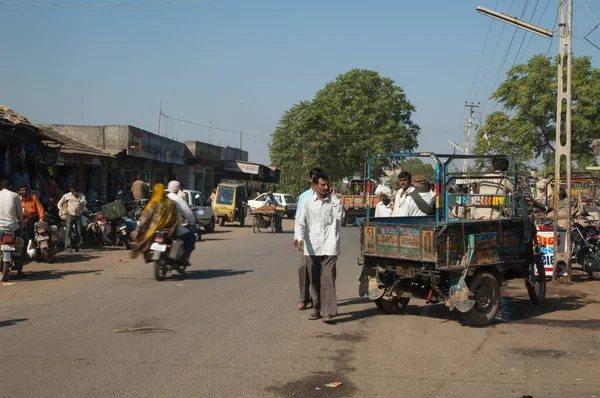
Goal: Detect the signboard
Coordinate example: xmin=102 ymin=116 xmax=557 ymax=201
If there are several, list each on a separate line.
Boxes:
xmin=537 ymin=230 xmax=567 ymax=277
xmin=224 ymin=161 xmax=260 ymax=175
xmin=131 ymin=130 xmax=142 ymax=154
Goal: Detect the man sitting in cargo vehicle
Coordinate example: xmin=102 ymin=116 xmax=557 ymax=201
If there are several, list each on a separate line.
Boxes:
xmin=473 ymin=157 xmax=514 ymax=220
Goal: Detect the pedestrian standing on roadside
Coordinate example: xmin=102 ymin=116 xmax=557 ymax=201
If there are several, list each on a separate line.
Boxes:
xmin=295 ymin=170 xmax=343 ymax=324
xmin=58 ymin=184 xmax=87 ymax=253
xmin=293 ymin=167 xmax=323 ymax=310
xmin=131 ymin=174 xmax=148 ymax=200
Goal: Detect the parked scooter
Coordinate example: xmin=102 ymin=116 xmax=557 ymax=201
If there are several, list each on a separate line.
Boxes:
xmin=149 ymin=231 xmax=188 ymax=281
xmin=0 ymin=230 xmax=23 ymax=281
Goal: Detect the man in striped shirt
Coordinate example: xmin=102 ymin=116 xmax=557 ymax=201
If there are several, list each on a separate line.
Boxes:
xmin=295 ymin=171 xmax=344 ymax=323
xmin=293 ymin=168 xmax=323 ymax=310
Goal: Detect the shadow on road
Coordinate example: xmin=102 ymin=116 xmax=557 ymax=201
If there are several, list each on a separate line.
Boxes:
xmin=173 ymin=269 xmax=254 ymax=280
xmin=0 ymin=318 xmax=28 ymax=328
xmin=337 ymin=297 xmax=371 ymax=307
xmin=52 ymin=253 xmax=101 ymax=264
xmin=22 ymin=269 xmax=103 ymax=281
xmin=205 ymin=230 xmax=232 ymax=235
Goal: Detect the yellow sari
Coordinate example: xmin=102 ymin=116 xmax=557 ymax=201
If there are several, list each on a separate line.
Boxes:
xmin=131 ymin=184 xmax=179 ymax=259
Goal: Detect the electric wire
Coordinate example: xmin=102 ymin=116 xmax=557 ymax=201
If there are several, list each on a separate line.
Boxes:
xmin=517 ymin=0 xmax=552 ymax=65
xmin=465 ymin=0 xmax=500 ymax=102
xmin=0 ymin=0 xmax=214 ymax=6
xmin=161 ymin=113 xmax=271 ymax=139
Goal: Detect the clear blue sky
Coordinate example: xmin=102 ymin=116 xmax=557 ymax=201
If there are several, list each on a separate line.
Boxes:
xmin=2 ymin=0 xmax=600 ymax=165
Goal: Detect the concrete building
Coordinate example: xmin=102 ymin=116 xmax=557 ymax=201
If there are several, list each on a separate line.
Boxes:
xmin=47 ymin=124 xmax=188 ymax=199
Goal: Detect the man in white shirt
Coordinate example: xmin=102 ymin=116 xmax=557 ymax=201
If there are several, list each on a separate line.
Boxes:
xmin=399 ymin=175 xmax=436 ymax=217
xmin=167 ymin=181 xmax=197 ymax=264
xmin=392 ymin=171 xmax=414 ymax=216
xmin=374 ymin=185 xmax=394 ymax=217
xmin=473 ymin=157 xmax=514 ymax=220
xmin=0 ymin=179 xmax=24 ymax=278
xmin=295 ymin=171 xmax=344 ymax=323
xmin=293 ymin=167 xmax=323 ymax=310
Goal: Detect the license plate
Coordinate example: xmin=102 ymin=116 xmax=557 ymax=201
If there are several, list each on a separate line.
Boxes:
xmin=37 ymin=236 xmax=50 ymax=241
xmin=150 ymin=243 xmax=167 ymax=252
xmin=1 ymin=245 xmax=15 ymax=251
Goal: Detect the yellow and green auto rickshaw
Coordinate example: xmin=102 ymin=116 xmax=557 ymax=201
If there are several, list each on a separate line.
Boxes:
xmin=212 ymin=183 xmax=248 ymax=227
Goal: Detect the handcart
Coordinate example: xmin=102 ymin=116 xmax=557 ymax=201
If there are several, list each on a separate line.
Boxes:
xmin=252 ymin=206 xmax=284 ymax=233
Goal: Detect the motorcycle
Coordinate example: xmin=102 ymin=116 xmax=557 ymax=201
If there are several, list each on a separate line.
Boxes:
xmin=29 ymin=220 xmax=53 ymax=262
xmin=149 ymin=231 xmax=188 ymax=281
xmin=0 ymin=230 xmax=23 ymax=282
xmin=571 ymin=222 xmax=600 ymax=280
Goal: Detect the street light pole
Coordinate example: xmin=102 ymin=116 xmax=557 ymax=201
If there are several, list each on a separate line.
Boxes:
xmin=553 ymin=0 xmax=574 ymax=282
xmin=477 ymin=1 xmax=574 ymax=281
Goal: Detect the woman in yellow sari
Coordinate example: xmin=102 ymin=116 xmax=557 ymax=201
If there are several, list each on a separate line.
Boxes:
xmin=131 ymin=184 xmax=179 ymax=261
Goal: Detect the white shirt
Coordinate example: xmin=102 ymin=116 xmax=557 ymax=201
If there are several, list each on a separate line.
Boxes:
xmin=0 ymin=189 xmax=23 ymax=232
xmin=295 ymin=193 xmax=344 ymax=256
xmin=392 ymin=186 xmax=414 ymax=216
xmin=399 ymin=191 xmax=436 ymax=217
xmin=375 ymin=201 xmax=393 ymax=217
xmin=167 ymin=192 xmax=196 ymax=236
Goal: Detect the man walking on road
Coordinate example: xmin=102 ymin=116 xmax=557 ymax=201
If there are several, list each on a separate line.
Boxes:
xmin=293 ymin=167 xmax=323 ymax=310
xmin=131 ymin=174 xmax=148 ymax=200
xmin=295 ymin=171 xmax=343 ymax=323
xmin=58 ymin=184 xmax=86 ymax=253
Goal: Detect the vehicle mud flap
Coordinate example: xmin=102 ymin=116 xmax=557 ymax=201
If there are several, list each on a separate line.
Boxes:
xmin=151 ymin=250 xmax=161 ymax=261
xmin=368 ymin=275 xmax=385 ymax=300
xmin=446 ymin=272 xmax=475 ymax=313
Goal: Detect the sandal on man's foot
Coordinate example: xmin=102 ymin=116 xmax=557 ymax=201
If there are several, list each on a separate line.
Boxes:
xmin=297 ymin=301 xmax=307 ymax=310
xmin=308 ymin=311 xmax=321 ymax=320
xmin=322 ymin=315 xmax=335 ymax=324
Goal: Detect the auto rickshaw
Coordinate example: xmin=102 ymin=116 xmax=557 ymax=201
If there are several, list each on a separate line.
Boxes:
xmin=212 ymin=182 xmax=248 ymax=227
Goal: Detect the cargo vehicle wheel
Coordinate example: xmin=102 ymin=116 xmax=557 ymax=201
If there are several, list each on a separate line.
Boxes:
xmin=464 ymin=271 xmax=500 ymax=327
xmin=526 ymin=260 xmax=546 ymax=305
xmin=374 ymin=296 xmax=409 ymax=314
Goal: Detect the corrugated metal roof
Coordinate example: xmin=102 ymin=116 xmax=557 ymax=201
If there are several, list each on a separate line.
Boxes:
xmin=39 ymin=127 xmax=113 ymax=158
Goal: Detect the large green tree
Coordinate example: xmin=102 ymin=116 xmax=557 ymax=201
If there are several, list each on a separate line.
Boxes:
xmin=269 ymin=69 xmax=420 ymax=195
xmin=473 ymin=54 xmax=600 ymax=170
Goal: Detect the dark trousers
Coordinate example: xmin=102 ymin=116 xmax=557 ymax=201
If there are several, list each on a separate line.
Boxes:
xmin=179 ymin=230 xmax=196 ymax=256
xmin=298 ymin=254 xmax=310 ymax=304
xmin=65 ymin=215 xmax=83 ymax=250
xmin=306 ymin=255 xmax=338 ymax=316
xmin=25 ymin=215 xmax=40 ymax=240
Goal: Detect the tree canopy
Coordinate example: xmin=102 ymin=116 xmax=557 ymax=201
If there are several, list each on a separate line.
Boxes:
xmin=269 ymin=69 xmax=420 ymax=195
xmin=473 ymin=54 xmax=600 ymax=170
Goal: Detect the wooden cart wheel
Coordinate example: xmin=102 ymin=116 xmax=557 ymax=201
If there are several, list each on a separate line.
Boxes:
xmin=253 ymin=215 xmax=260 ymax=233
xmin=463 ymin=271 xmax=500 ymax=327
xmin=526 ymin=260 xmax=546 ymax=305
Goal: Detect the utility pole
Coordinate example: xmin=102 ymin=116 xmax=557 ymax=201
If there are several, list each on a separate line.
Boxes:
xmin=157 ymin=93 xmax=163 ymax=136
xmin=240 ymin=130 xmax=243 ymax=151
xmin=209 ymin=120 xmax=218 ymax=145
xmin=553 ymin=0 xmax=573 ymax=282
xmin=463 ymin=102 xmax=480 ymax=173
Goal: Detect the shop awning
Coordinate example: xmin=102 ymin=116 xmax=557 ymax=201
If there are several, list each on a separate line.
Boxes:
xmin=40 ymin=127 xmax=113 ymax=158
xmin=0 ymin=105 xmax=60 ymax=143
xmin=225 ymin=161 xmax=260 ymax=174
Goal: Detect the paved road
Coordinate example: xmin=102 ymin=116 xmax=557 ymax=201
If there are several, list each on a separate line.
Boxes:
xmin=1 ymin=219 xmax=600 ymax=397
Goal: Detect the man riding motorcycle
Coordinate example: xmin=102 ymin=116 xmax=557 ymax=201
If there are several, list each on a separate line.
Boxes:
xmin=166 ymin=181 xmax=196 ymax=264
xmin=0 ymin=179 xmax=25 ymax=278
xmin=19 ymin=185 xmax=45 ymax=260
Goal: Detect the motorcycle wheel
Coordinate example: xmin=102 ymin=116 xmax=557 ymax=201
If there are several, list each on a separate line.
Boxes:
xmin=526 ymin=260 xmax=546 ymax=305
xmin=121 ymin=236 xmax=131 ymax=250
xmin=154 ymin=259 xmax=168 ymax=281
xmin=582 ymin=251 xmax=600 ymax=280
xmin=1 ymin=260 xmax=10 ymax=282
xmin=42 ymin=248 xmax=53 ymax=263
xmin=176 ymin=265 xmax=186 ymax=274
